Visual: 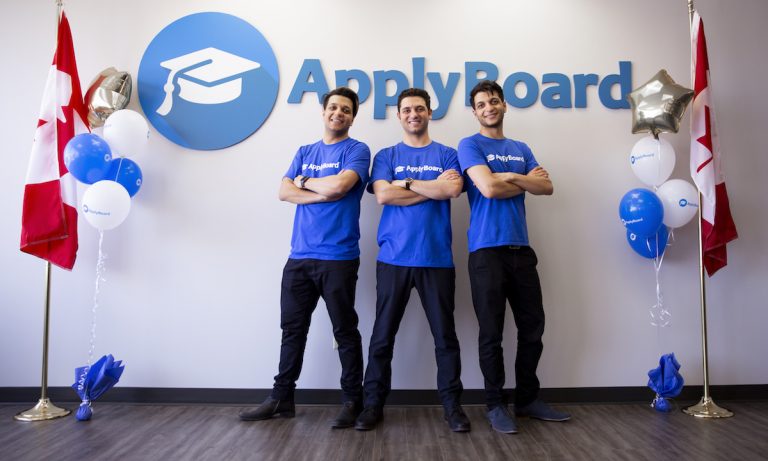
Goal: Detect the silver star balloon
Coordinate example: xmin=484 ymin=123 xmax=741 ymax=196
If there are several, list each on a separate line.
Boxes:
xmin=84 ymin=68 xmax=132 ymax=127
xmin=627 ymin=69 xmax=693 ymax=138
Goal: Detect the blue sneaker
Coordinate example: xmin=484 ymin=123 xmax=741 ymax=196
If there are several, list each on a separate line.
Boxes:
xmin=487 ymin=405 xmax=518 ymax=434
xmin=515 ymin=399 xmax=571 ymax=421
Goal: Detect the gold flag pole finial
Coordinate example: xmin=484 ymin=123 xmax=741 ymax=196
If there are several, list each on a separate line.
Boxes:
xmin=682 ymin=0 xmax=733 ymax=419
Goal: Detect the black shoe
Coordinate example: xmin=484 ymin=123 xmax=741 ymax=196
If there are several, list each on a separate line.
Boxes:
xmin=332 ymin=401 xmax=362 ymax=429
xmin=444 ymin=406 xmax=471 ymax=432
xmin=354 ymin=406 xmax=383 ymax=431
xmin=239 ymin=397 xmax=295 ymax=421
xmin=514 ymin=399 xmax=571 ymax=422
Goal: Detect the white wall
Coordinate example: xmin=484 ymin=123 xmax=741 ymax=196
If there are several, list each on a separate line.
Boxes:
xmin=2 ymin=0 xmax=766 ymax=391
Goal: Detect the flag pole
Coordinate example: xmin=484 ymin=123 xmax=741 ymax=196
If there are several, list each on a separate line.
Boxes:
xmin=14 ymin=0 xmax=71 ymax=422
xmin=682 ymin=0 xmax=733 ymax=419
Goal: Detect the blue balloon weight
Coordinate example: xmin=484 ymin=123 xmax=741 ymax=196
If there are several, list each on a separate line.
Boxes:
xmin=63 ymin=133 xmax=113 ymax=184
xmin=618 ymin=188 xmax=664 ymax=237
xmin=106 ymin=158 xmax=143 ymax=197
xmin=627 ymin=226 xmax=669 ymax=259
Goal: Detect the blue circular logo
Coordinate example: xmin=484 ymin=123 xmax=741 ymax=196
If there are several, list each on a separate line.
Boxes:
xmin=679 ymin=199 xmax=688 ymax=207
xmin=138 ymin=13 xmax=279 ymax=150
xmin=630 ymin=155 xmax=636 ymax=164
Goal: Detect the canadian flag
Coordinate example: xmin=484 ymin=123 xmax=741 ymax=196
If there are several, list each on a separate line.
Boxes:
xmin=20 ymin=12 xmax=89 ymax=270
xmin=690 ymin=11 xmax=738 ymax=276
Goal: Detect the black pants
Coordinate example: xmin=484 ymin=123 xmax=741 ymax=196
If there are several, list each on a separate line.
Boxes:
xmin=468 ymin=246 xmax=545 ymax=408
xmin=272 ymin=258 xmax=363 ymax=403
xmin=363 ymin=262 xmax=463 ymax=410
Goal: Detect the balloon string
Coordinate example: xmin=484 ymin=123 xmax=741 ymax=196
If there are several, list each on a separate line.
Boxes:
xmin=650 ymin=231 xmax=670 ymax=328
xmin=76 ymin=229 xmax=108 ymax=402
xmin=114 ymin=157 xmax=124 ymax=181
xmin=654 ymin=138 xmax=662 ymax=192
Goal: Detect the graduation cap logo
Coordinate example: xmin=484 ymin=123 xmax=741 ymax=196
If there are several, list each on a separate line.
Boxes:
xmin=156 ymin=47 xmax=261 ymax=116
xmin=138 ymin=12 xmax=279 ymax=150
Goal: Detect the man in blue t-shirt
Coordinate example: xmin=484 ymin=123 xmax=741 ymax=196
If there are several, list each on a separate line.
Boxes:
xmin=457 ymin=80 xmax=570 ymax=434
xmin=354 ymin=88 xmax=469 ymax=433
xmin=240 ymin=87 xmax=371 ymax=429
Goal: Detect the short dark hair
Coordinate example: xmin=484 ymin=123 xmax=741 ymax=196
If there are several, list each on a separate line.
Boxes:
xmin=397 ymin=88 xmax=431 ymax=112
xmin=470 ymin=80 xmax=504 ymax=108
xmin=322 ymin=87 xmax=359 ymax=117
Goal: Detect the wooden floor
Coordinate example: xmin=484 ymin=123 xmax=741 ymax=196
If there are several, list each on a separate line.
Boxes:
xmin=1 ymin=402 xmax=767 ymax=460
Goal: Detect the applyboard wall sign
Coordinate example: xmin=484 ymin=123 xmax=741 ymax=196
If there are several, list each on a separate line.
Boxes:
xmin=140 ymin=12 xmax=631 ymax=150
xmin=138 ymin=12 xmax=279 ymax=150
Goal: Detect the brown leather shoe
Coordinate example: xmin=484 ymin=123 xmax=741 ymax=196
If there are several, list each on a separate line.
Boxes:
xmin=239 ymin=397 xmax=295 ymax=421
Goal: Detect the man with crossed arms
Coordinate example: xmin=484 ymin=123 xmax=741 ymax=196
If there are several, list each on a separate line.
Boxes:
xmin=354 ymin=88 xmax=470 ymax=433
xmin=240 ymin=87 xmax=370 ymax=429
xmin=458 ymin=80 xmax=570 ymax=434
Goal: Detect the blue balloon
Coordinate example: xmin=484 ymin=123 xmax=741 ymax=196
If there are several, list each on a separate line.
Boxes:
xmin=63 ymin=133 xmax=113 ymax=184
xmin=618 ymin=188 xmax=664 ymax=237
xmin=627 ymin=226 xmax=669 ymax=259
xmin=106 ymin=158 xmax=143 ymax=197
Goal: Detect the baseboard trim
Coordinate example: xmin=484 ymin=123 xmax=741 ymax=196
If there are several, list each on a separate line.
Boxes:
xmin=2 ymin=385 xmax=766 ymax=405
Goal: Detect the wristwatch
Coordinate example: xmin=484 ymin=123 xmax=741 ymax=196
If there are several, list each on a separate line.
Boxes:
xmin=404 ymin=177 xmax=414 ymax=190
xmin=300 ymin=176 xmax=310 ymax=189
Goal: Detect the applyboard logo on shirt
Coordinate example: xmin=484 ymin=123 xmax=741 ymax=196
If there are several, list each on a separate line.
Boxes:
xmin=303 ymin=162 xmax=340 ymax=172
xmin=487 ymin=153 xmax=524 ymax=163
xmin=138 ymin=13 xmax=279 ymax=150
xmin=395 ymin=164 xmax=444 ymax=175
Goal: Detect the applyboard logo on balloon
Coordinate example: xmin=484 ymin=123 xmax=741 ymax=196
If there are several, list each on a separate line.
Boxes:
xmin=630 ymin=153 xmax=654 ymax=164
xmin=82 ymin=205 xmax=111 ymax=217
xmin=621 ymin=218 xmax=644 ymax=225
xmin=138 ymin=12 xmax=279 ymax=150
xmin=679 ymin=198 xmax=698 ymax=208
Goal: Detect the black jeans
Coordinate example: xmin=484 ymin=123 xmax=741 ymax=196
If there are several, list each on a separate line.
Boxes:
xmin=363 ymin=262 xmax=463 ymax=410
xmin=468 ymin=246 xmax=545 ymax=408
xmin=272 ymin=258 xmax=363 ymax=403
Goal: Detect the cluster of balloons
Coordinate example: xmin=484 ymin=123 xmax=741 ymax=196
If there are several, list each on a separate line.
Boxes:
xmin=64 ymin=109 xmax=149 ymax=230
xmin=619 ymin=137 xmax=699 ymax=258
xmin=621 ymin=69 xmax=697 ymax=260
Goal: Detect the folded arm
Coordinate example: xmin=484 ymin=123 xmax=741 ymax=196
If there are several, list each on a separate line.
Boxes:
xmin=467 ymin=165 xmax=552 ymax=198
xmin=281 ymin=169 xmax=361 ymax=204
xmin=466 ymin=165 xmax=525 ymax=199
xmin=373 ymin=169 xmax=463 ymax=206
xmin=279 ymin=177 xmax=329 ymax=204
xmin=502 ymin=166 xmax=553 ymax=195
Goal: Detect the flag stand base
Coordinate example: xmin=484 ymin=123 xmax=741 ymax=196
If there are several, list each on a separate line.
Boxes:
xmin=14 ymin=398 xmax=71 ymax=422
xmin=683 ymin=396 xmax=734 ymax=418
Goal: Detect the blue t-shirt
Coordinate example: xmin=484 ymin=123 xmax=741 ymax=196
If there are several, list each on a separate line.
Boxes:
xmin=457 ymin=133 xmax=539 ymax=252
xmin=285 ymin=137 xmax=371 ymax=260
xmin=369 ymin=141 xmax=460 ymax=268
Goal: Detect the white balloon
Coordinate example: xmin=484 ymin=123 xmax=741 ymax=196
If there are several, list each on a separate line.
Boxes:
xmin=103 ymin=109 xmax=149 ymax=158
xmin=656 ymin=179 xmax=699 ymax=228
xmin=81 ymin=180 xmax=131 ymax=230
xmin=629 ymin=136 xmax=676 ymax=187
